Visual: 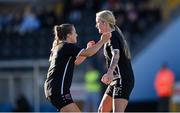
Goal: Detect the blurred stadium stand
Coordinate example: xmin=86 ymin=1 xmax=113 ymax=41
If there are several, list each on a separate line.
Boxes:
xmin=0 ymin=0 xmax=180 ymax=112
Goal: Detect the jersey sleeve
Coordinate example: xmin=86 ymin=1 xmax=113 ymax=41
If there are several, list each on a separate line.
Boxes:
xmin=110 ymin=34 xmax=120 ymax=50
xmin=65 ymin=43 xmax=84 ymax=57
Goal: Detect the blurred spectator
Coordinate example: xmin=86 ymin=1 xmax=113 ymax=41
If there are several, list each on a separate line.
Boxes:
xmin=126 ymin=2 xmax=139 ymax=34
xmin=125 ymin=2 xmax=140 ymax=46
xmin=19 ymin=6 xmax=40 ymax=34
xmin=83 ymin=65 xmax=101 ymax=112
xmin=154 ymin=64 xmax=175 ymax=112
xmin=0 ymin=0 xmax=163 ymax=59
xmin=54 ymin=1 xmax=65 ymax=24
xmin=65 ymin=0 xmax=86 ymax=23
xmin=12 ymin=94 xmax=32 ymax=112
xmin=11 ymin=12 xmax=22 ymax=33
xmin=0 ymin=10 xmax=14 ymax=33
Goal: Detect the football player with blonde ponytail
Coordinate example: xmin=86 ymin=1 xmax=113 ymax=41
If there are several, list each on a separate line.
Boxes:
xmin=96 ymin=10 xmax=134 ymax=112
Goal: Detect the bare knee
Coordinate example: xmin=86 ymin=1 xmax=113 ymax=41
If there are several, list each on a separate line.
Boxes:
xmin=98 ymin=105 xmax=111 ymax=113
xmin=98 ymin=106 xmax=103 ymax=113
xmin=114 ymin=99 xmax=128 ymax=112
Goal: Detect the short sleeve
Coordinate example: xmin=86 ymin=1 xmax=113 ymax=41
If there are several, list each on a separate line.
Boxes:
xmin=110 ymin=34 xmax=120 ymax=50
xmin=65 ymin=43 xmax=84 ymax=57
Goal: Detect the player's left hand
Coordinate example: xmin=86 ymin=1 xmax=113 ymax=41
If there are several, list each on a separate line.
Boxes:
xmin=101 ymin=73 xmax=113 ymax=85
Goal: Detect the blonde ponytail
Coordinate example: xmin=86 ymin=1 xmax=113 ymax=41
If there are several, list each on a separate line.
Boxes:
xmin=49 ymin=26 xmax=61 ymax=61
xmin=115 ymin=25 xmax=131 ymax=59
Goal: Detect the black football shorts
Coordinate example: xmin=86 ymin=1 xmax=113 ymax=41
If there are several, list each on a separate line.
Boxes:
xmin=46 ymin=91 xmax=73 ymax=111
xmin=105 ymin=78 xmax=134 ymax=100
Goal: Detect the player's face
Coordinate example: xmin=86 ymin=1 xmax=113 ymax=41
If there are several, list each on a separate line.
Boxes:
xmin=67 ymin=26 xmax=78 ymax=43
xmin=96 ymin=17 xmax=108 ymax=34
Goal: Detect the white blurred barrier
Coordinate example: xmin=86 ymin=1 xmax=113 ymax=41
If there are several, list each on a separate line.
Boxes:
xmin=0 ymin=59 xmax=86 ymax=112
xmin=0 ymin=59 xmax=48 ymax=112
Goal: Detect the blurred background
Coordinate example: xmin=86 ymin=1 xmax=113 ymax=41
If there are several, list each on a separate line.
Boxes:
xmin=0 ymin=0 xmax=180 ymax=112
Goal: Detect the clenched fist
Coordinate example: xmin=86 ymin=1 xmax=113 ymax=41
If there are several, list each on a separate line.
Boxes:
xmin=101 ymin=73 xmax=113 ymax=85
xmin=87 ymin=40 xmax=96 ymax=48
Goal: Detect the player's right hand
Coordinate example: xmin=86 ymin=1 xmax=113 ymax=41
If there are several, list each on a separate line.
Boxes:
xmin=87 ymin=40 xmax=96 ymax=48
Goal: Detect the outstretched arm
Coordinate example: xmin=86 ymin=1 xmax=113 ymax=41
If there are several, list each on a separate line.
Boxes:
xmin=79 ymin=33 xmax=111 ymax=57
xmin=74 ymin=56 xmax=86 ymax=65
xmin=75 ymin=41 xmax=96 ymax=65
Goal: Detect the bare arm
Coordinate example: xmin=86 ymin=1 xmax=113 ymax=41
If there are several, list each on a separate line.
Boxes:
xmin=74 ymin=56 xmax=86 ymax=65
xmin=101 ymin=49 xmax=120 ymax=84
xmin=74 ymin=40 xmax=96 ymax=65
xmin=107 ymin=49 xmax=120 ymax=75
xmin=79 ymin=33 xmax=111 ymax=57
